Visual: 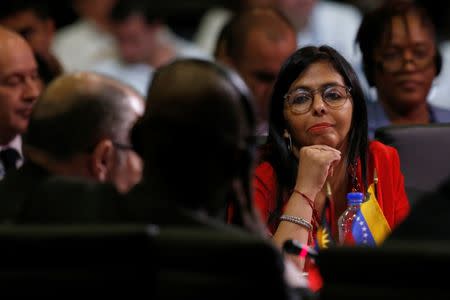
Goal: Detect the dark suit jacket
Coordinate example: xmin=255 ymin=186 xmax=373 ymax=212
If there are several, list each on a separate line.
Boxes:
xmin=123 ymin=182 xmax=240 ymax=231
xmin=0 ymin=162 xmax=233 ymax=229
xmin=0 ymin=162 xmax=123 ymax=224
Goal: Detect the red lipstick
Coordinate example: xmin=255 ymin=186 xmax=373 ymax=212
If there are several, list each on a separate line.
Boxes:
xmin=308 ymin=122 xmax=333 ymax=133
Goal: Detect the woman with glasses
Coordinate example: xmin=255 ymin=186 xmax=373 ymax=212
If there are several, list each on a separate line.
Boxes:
xmin=356 ymin=0 xmax=450 ymax=139
xmin=253 ymin=45 xmax=410 ymax=271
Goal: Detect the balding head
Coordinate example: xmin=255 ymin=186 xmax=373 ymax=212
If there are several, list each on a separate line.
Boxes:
xmin=0 ymin=25 xmax=29 ymax=48
xmin=26 ymin=72 xmax=143 ymax=159
xmin=0 ymin=26 xmax=39 ymax=144
xmin=275 ymin=0 xmax=317 ymax=32
xmin=215 ymin=7 xmax=295 ymax=62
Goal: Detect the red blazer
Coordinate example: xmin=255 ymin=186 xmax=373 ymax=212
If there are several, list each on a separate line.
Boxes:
xmin=253 ymin=141 xmax=410 ymax=234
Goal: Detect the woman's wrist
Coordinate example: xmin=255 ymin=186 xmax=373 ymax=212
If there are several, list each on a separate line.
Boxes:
xmin=292 ymin=189 xmax=320 ymax=227
xmin=293 ymin=185 xmax=318 ymax=202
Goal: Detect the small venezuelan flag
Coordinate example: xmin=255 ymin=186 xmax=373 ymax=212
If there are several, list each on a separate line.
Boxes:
xmin=351 ymin=184 xmax=391 ymax=246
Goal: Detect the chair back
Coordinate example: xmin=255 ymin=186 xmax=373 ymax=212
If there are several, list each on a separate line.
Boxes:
xmin=375 ymin=123 xmax=450 ymax=204
xmin=0 ymin=225 xmax=293 ymax=299
xmin=317 ymin=241 xmax=450 ymax=300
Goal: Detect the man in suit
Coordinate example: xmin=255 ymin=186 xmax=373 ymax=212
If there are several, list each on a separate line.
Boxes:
xmin=0 ymin=26 xmax=41 ymax=180
xmin=0 ymin=71 xmax=144 ymax=223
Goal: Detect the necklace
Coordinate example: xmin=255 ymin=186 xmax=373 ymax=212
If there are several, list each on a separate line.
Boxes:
xmin=349 ymin=160 xmax=361 ymax=193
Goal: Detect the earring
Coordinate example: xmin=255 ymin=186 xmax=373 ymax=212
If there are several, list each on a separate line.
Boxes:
xmin=286 ymin=134 xmax=293 ymax=152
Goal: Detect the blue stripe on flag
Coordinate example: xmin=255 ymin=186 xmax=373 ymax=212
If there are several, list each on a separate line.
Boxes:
xmin=351 ymin=210 xmax=376 ymax=246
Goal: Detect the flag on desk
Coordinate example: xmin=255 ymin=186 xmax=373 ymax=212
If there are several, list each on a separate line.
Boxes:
xmin=315 ymin=196 xmax=335 ymax=250
xmin=315 ymin=217 xmax=333 ymax=249
xmin=351 ymin=183 xmax=391 ymax=246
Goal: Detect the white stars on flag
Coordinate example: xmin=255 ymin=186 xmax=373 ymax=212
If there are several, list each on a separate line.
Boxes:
xmin=355 ymin=216 xmax=369 ymax=244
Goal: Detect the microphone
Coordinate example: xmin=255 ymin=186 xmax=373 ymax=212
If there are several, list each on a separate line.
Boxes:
xmin=282 ymin=239 xmax=318 ymax=260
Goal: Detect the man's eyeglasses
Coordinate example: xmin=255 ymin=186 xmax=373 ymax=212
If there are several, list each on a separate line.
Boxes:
xmin=112 ymin=142 xmax=134 ymax=151
xmin=284 ymin=84 xmax=351 ymax=114
xmin=376 ymin=46 xmax=435 ymax=73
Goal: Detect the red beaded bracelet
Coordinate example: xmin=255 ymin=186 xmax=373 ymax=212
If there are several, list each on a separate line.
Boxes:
xmin=293 ymin=189 xmax=320 ymax=227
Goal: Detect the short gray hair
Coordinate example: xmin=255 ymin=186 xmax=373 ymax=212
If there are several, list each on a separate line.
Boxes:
xmin=25 ymin=72 xmax=144 ymax=160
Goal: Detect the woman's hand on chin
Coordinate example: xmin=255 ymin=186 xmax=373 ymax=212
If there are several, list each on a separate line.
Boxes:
xmin=295 ymin=145 xmax=341 ymax=199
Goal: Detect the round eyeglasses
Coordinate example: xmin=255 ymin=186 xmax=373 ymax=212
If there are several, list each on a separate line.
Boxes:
xmin=284 ymin=84 xmax=351 ymax=114
xmin=376 ymin=46 xmax=435 ymax=73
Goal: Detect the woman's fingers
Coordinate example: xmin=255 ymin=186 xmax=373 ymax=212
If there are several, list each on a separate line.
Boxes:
xmin=296 ymin=145 xmax=342 ymax=195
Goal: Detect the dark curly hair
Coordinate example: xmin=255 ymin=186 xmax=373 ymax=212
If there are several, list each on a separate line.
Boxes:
xmin=355 ymin=0 xmax=441 ymax=87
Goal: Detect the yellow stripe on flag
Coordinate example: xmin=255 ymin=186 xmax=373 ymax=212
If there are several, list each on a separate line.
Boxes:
xmin=360 ymin=184 xmax=391 ymax=245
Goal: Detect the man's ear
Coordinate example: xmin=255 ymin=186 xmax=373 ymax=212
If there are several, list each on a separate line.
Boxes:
xmin=89 ymin=139 xmax=114 ymax=182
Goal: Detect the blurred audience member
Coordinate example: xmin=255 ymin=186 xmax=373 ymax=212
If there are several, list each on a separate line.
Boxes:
xmin=92 ymin=0 xmax=207 ymax=96
xmin=126 ymin=58 xmax=262 ymax=230
xmin=194 ymin=0 xmax=274 ymax=55
xmin=52 ymin=0 xmax=118 ymax=71
xmin=356 ymin=0 xmax=450 ymax=139
xmin=34 ymin=52 xmax=62 ymax=87
xmin=274 ymin=0 xmax=362 ymax=69
xmin=1 ymin=72 xmax=144 ymax=194
xmin=215 ymin=8 xmax=297 ymax=137
xmin=427 ymin=41 xmax=450 ymax=110
xmin=253 ymin=46 xmax=409 ymax=269
xmin=0 ymin=27 xmax=40 ymax=180
xmin=0 ymin=0 xmax=63 ymax=80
